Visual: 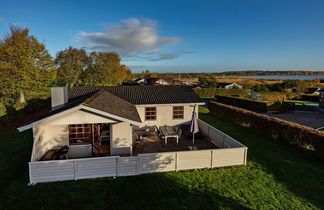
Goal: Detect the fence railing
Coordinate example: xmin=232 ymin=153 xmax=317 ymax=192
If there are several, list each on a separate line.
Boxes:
xmin=28 ymin=120 xmax=248 ymax=184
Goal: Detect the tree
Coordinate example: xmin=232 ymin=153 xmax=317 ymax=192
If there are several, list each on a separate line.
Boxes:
xmin=85 ymin=52 xmax=125 ymax=85
xmin=0 ymin=25 xmax=56 ymax=106
xmin=55 ymin=47 xmax=89 ymax=87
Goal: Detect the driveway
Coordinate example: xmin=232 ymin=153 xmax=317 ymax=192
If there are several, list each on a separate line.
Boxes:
xmin=267 ymin=111 xmax=324 ymax=129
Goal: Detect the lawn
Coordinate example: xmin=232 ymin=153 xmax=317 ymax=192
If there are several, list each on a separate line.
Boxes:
xmin=0 ymin=107 xmax=324 ymax=209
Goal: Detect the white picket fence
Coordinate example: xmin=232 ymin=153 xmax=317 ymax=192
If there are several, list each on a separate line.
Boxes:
xmin=28 ymin=120 xmax=247 ymax=184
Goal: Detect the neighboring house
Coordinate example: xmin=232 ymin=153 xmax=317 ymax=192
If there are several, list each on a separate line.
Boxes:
xmin=134 ymin=78 xmax=147 ymax=84
xmin=218 ymin=82 xmax=243 ymax=89
xmin=18 ymin=86 xmax=247 ymax=184
xmin=135 ymin=78 xmax=170 ymax=85
xmin=305 ymin=87 xmax=321 ymax=95
xmin=146 ymin=78 xmax=170 ymax=85
xmin=181 ymin=81 xmax=197 ymax=86
xmin=319 ymin=90 xmax=324 ymax=109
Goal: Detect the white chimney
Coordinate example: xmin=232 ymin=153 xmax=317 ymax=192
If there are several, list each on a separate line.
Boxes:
xmin=51 ymin=87 xmax=68 ymax=110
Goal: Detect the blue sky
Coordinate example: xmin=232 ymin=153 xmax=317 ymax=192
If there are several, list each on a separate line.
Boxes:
xmin=1 ymin=0 xmax=324 ymax=72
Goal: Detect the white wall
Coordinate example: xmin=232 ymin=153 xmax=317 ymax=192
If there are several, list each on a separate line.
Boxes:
xmin=110 ymin=122 xmax=133 ymax=155
xmin=32 ymin=125 xmax=69 ymax=161
xmin=136 ymin=104 xmax=198 ymax=127
xmin=43 ymin=110 xmax=116 ymax=125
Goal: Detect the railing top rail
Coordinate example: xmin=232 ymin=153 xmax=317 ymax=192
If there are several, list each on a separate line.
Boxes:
xmin=198 ymin=119 xmax=247 ymax=148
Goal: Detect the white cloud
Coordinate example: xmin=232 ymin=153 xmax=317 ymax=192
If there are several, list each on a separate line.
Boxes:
xmin=79 ymin=18 xmax=181 ymax=60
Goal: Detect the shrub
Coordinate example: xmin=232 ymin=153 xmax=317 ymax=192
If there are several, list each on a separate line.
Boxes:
xmin=208 ymin=101 xmax=324 ymax=161
xmin=215 ymin=95 xmax=268 ymax=112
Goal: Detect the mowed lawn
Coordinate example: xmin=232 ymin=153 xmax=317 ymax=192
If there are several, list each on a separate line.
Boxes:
xmin=0 ymin=107 xmax=324 ymax=209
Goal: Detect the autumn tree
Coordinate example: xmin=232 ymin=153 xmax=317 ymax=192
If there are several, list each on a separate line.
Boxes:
xmin=0 ymin=25 xmax=56 ymax=106
xmin=84 ymin=52 xmax=130 ymax=85
xmin=55 ymin=47 xmax=89 ymax=87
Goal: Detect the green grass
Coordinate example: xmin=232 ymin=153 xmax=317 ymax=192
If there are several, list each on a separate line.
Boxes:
xmin=1 ymin=108 xmax=324 ymax=209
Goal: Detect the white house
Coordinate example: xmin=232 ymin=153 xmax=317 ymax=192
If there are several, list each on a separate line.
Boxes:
xmin=18 ymin=86 xmax=247 ymax=184
xmin=218 ymin=82 xmax=243 ymax=89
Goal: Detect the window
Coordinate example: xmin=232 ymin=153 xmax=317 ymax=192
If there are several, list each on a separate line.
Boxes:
xmin=173 ymin=106 xmax=184 ymax=119
xmin=145 ymin=107 xmax=156 ymax=120
xmin=68 ymin=124 xmax=92 ymax=145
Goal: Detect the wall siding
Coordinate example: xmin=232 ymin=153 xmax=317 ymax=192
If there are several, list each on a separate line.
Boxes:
xmin=136 ymin=104 xmax=198 ymax=127
xmin=32 ymin=125 xmax=69 ymax=161
xmin=111 ymin=122 xmax=133 ymax=155
xmin=43 ymin=110 xmax=116 ymax=125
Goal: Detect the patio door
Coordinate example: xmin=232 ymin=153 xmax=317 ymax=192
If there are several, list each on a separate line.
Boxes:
xmin=92 ymin=124 xmax=110 ymax=156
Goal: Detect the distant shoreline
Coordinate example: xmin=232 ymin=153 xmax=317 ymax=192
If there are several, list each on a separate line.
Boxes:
xmin=242 ymin=75 xmax=324 ymax=80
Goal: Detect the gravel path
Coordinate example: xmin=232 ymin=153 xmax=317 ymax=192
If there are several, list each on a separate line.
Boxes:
xmin=267 ymin=111 xmax=324 ymax=129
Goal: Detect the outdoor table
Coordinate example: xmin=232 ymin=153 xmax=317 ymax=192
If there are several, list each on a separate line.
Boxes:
xmin=159 ymin=126 xmax=179 ymax=144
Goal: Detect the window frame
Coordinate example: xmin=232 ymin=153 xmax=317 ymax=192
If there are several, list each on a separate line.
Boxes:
xmin=173 ymin=106 xmax=184 ymax=120
xmin=145 ymin=107 xmax=157 ymax=121
xmin=68 ymin=124 xmax=92 ymax=145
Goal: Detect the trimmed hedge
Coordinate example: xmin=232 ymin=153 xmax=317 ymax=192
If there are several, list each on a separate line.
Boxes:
xmin=300 ymin=94 xmax=319 ymax=102
xmin=215 ymin=95 xmax=268 ymax=113
xmin=208 ymin=101 xmax=324 ymax=161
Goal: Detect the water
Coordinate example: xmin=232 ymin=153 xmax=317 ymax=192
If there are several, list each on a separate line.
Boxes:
xmin=243 ymin=75 xmax=324 ymax=80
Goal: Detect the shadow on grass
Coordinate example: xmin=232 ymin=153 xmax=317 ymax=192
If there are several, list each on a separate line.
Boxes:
xmin=199 ymin=111 xmax=324 ymax=209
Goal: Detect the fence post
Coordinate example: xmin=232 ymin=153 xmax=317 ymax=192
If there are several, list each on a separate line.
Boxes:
xmin=210 ymin=150 xmax=213 ymax=168
xmin=137 ymin=156 xmax=140 ymax=175
xmin=116 ymin=157 xmax=119 ymax=177
xmin=74 ymin=160 xmax=77 ymax=180
xmin=175 ymin=152 xmax=178 ymax=172
xmin=28 ymin=163 xmax=34 ymax=185
xmin=244 ymin=148 xmax=248 ymax=165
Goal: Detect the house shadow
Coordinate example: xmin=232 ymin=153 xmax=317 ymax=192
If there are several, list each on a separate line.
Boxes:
xmin=0 ymin=98 xmax=50 ymax=131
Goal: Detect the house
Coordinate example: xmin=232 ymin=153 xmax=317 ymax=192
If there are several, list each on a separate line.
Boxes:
xmin=319 ymin=90 xmax=324 ymax=109
xmin=146 ymin=78 xmax=170 ymax=85
xmin=18 ymin=86 xmax=247 ymax=184
xmin=305 ymin=87 xmax=321 ymax=95
xmin=135 ymin=78 xmax=170 ymax=85
xmin=217 ymin=82 xmax=243 ymax=89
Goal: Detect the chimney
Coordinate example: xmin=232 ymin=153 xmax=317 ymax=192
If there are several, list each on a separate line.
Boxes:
xmin=51 ymin=87 xmax=68 ymax=110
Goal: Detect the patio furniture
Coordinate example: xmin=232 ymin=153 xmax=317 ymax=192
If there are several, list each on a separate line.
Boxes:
xmin=40 ymin=145 xmax=69 ymax=161
xmin=159 ymin=126 xmax=179 ymax=144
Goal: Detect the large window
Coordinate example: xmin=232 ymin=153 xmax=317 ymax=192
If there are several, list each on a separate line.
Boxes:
xmin=145 ymin=107 xmax=156 ymax=120
xmin=173 ymin=106 xmax=184 ymax=119
xmin=68 ymin=124 xmax=92 ymax=145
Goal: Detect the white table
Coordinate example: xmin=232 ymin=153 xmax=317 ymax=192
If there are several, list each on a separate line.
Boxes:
xmin=159 ymin=126 xmax=179 ymax=144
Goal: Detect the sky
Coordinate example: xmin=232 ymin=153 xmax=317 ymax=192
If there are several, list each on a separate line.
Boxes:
xmin=1 ymin=0 xmax=324 ymax=73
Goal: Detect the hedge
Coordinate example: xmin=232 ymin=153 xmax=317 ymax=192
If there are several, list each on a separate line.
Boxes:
xmin=208 ymin=101 xmax=324 ymax=161
xmin=214 ymin=95 xmax=268 ymax=113
xmin=300 ymin=94 xmax=319 ymax=102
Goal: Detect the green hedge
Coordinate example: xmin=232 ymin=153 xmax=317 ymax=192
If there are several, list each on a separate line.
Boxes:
xmin=215 ymin=95 xmax=268 ymax=112
xmin=194 ymin=87 xmax=246 ymax=98
xmin=208 ymin=101 xmax=324 ymax=161
xmin=300 ymin=94 xmax=319 ymax=102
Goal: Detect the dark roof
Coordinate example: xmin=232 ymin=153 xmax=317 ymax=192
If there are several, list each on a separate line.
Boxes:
xmin=69 ymin=86 xmax=203 ymax=105
xmin=19 ymin=89 xmax=142 ymax=129
xmin=19 ymin=86 xmax=202 ymax=129
xmin=83 ymin=90 xmax=141 ymax=122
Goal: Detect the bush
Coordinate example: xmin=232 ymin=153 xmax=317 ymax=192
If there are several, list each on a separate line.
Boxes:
xmin=194 ymin=87 xmax=246 ymax=98
xmin=208 ymin=101 xmax=324 ymax=161
xmin=215 ymin=95 xmax=268 ymax=112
